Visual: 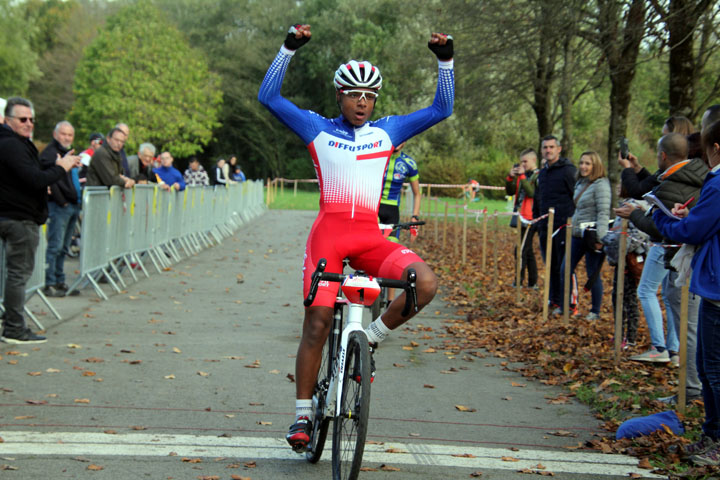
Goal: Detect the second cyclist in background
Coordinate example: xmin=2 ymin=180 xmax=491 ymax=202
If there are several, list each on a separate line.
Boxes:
xmin=378 ymin=142 xmax=421 ymax=242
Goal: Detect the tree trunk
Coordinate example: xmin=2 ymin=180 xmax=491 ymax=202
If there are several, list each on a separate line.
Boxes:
xmin=667 ymin=0 xmax=699 ymax=119
xmin=598 ymin=0 xmax=647 ymax=207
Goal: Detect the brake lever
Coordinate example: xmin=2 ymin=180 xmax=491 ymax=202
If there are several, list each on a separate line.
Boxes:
xmin=303 ymin=258 xmax=327 ymax=307
xmin=401 ymin=268 xmax=418 ymax=316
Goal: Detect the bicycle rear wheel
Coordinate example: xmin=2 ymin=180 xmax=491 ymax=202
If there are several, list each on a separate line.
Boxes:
xmin=332 ymin=331 xmax=371 ymax=480
xmin=306 ymin=309 xmax=339 ymax=463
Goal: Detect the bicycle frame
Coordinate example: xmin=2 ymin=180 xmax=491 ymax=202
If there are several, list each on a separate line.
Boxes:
xmin=324 ymin=300 xmax=366 ymax=419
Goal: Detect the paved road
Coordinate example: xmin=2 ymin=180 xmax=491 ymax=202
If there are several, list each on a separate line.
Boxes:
xmin=0 ymin=210 xmax=660 ymax=479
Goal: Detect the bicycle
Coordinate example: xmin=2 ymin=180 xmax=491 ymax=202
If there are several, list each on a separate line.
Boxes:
xmin=303 ymin=258 xmax=418 ymax=480
xmin=370 ymin=220 xmax=425 ymax=320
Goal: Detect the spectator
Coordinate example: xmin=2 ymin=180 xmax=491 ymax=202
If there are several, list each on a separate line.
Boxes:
xmin=0 ymin=97 xmax=79 ymax=344
xmin=115 ymin=122 xmax=131 ymax=177
xmin=184 ymin=157 xmax=210 ymax=186
xmin=557 ymin=151 xmax=611 ymax=320
xmin=40 ymin=121 xmax=82 ymax=298
xmin=654 ymin=119 xmax=720 ymax=465
xmin=618 ymin=130 xmax=708 ymax=407
xmin=232 ymin=165 xmax=246 ymax=182
xmin=153 ymin=151 xmax=185 ymax=191
xmin=131 ymin=143 xmax=157 ymax=183
xmin=505 ymin=148 xmax=540 ymax=288
xmin=78 ymin=132 xmax=103 ymax=183
xmin=213 ymin=158 xmax=228 ymax=185
xmin=0 ymin=97 xmax=6 ymax=123
xmin=463 ymin=178 xmax=480 ymax=203
xmin=604 ymin=188 xmax=649 ymax=348
xmin=86 ymin=127 xmax=135 ymax=189
xmin=618 ymin=133 xmax=707 ymax=367
xmin=662 ymin=115 xmax=695 ymax=135
xmin=225 ymin=156 xmax=239 ymax=184
xmin=534 ymin=135 xmax=577 ymax=311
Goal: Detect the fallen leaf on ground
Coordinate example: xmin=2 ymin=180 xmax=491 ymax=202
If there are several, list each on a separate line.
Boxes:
xmin=380 ymin=464 xmax=401 ymax=471
xmin=87 ymin=464 xmax=104 ymax=471
xmin=502 ymin=456 xmax=519 ymax=462
xmin=455 ymin=405 xmax=477 ymax=412
xmin=74 ymin=398 xmax=90 ymax=404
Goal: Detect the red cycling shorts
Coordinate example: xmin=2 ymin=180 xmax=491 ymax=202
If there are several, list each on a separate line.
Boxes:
xmin=303 ymin=211 xmax=424 ymax=308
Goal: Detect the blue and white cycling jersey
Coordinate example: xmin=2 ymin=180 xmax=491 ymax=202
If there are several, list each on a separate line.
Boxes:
xmin=258 ymin=45 xmax=453 ymax=218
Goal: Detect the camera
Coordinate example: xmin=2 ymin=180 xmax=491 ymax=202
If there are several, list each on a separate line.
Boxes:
xmin=618 ymin=137 xmax=629 ymax=160
xmin=513 ymin=163 xmax=520 ymax=168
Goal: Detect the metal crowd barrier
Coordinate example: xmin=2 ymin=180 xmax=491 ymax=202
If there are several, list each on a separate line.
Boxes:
xmin=0 ymin=181 xmax=265 ymax=327
xmin=63 ymin=180 xmax=265 ymax=300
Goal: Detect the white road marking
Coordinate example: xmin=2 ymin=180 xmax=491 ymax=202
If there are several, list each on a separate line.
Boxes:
xmin=0 ymin=431 xmax=661 ymax=478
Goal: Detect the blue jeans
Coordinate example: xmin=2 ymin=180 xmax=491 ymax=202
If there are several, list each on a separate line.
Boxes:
xmin=559 ymin=237 xmax=605 ymax=314
xmin=636 ymin=245 xmax=678 ymax=351
xmin=698 ymin=299 xmax=720 ymax=439
xmin=45 ymin=202 xmax=80 ymax=286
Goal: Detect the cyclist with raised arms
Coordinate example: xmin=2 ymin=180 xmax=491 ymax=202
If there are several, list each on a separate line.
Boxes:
xmin=258 ymin=24 xmax=454 ymax=452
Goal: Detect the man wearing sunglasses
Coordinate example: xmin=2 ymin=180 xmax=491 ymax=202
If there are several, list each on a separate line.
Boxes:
xmin=0 ymin=97 xmax=81 ymax=344
xmin=259 ymin=24 xmax=454 ymax=452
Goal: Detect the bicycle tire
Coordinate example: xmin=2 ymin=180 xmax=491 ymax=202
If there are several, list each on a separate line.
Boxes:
xmin=332 ymin=331 xmax=371 ymax=480
xmin=306 ymin=310 xmax=339 ymax=463
xmin=369 ymin=286 xmax=386 ymax=320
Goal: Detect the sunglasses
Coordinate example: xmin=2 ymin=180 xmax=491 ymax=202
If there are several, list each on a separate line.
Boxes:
xmin=9 ymin=116 xmax=35 ymax=124
xmin=341 ymin=90 xmax=379 ymax=102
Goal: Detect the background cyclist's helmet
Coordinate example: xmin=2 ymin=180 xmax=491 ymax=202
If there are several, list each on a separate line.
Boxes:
xmin=333 ymin=60 xmax=382 ymax=90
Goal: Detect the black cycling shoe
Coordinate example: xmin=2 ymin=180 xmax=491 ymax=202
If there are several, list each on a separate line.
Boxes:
xmin=353 ymin=342 xmax=376 ymax=384
xmin=286 ymin=416 xmax=312 ymax=452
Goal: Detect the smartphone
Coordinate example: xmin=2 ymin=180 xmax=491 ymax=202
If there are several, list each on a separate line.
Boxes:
xmin=619 ymin=137 xmax=629 ymax=159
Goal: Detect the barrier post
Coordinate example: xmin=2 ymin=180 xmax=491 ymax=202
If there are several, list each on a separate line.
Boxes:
xmin=280 ymin=179 xmax=284 ymax=196
xmin=482 ymin=210 xmax=488 ymax=271
xmin=563 ymin=218 xmax=572 ymax=324
xmin=443 ymin=202 xmax=448 ymax=250
xmin=614 ymin=219 xmax=628 ymax=363
xmin=678 ymin=283 xmax=690 ymax=414
xmin=462 ymin=206 xmax=467 ymax=264
xmin=266 ymin=178 xmax=271 ymax=205
xmin=274 ymin=178 xmax=278 ymax=201
xmin=542 ymin=208 xmax=555 ymax=322
xmin=453 ymin=206 xmax=459 ymax=259
xmin=434 ymin=197 xmax=439 ymax=243
xmin=294 ymin=179 xmax=298 ymax=197
xmin=515 ymin=216 xmax=522 ymax=304
xmin=492 ymin=212 xmax=499 ymax=284
xmin=425 ymin=185 xmax=431 ymax=217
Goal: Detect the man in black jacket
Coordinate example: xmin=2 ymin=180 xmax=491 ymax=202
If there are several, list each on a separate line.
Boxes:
xmin=41 ymin=121 xmax=82 ymax=297
xmin=534 ymin=135 xmax=577 ymax=310
xmin=0 ymin=97 xmax=79 ymax=344
xmin=617 ymin=133 xmax=708 ymax=403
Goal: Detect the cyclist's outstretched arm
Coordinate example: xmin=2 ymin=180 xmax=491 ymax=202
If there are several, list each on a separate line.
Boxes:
xmin=380 ymin=32 xmax=455 ymax=145
xmin=257 ymin=24 xmax=320 ymax=145
xmin=410 ymin=179 xmax=421 ymax=218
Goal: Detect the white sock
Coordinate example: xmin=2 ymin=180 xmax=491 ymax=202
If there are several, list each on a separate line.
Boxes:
xmin=365 ymin=316 xmax=392 ymax=345
xmin=295 ymin=399 xmax=313 ymax=421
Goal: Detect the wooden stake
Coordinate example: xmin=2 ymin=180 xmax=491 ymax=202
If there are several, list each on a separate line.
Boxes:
xmin=293 ymin=179 xmax=298 ymax=197
xmin=563 ymin=218 xmax=572 ymax=324
xmin=482 ymin=210 xmax=488 ymax=271
xmin=614 ymin=219 xmax=628 ymax=364
xmin=516 ymin=216 xmax=522 ymax=304
xmin=542 ymin=208 xmax=555 ymax=322
xmin=678 ymin=282 xmax=691 ymax=414
xmin=493 ymin=211 xmax=499 ymax=284
xmin=462 ymin=206 xmax=467 ymax=264
xmin=443 ymin=202 xmax=448 ymax=250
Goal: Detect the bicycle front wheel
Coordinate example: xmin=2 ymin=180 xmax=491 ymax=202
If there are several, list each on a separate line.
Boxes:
xmin=332 ymin=331 xmax=371 ymax=480
xmin=306 ymin=314 xmax=337 ymax=463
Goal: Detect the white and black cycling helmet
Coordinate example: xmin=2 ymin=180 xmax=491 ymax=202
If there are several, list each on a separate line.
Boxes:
xmin=333 ymin=60 xmax=382 ymax=90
